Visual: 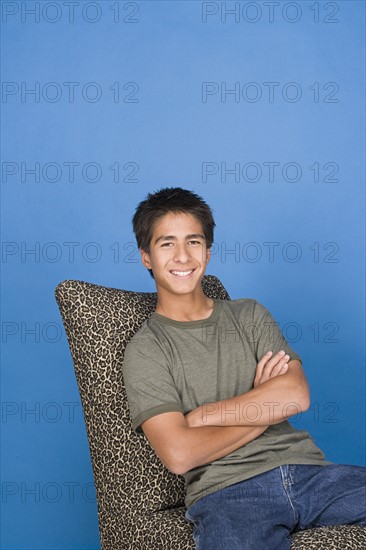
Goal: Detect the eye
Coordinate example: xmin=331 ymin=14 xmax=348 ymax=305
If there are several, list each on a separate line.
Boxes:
xmin=161 ymin=242 xmax=173 ymax=247
xmin=189 ymin=240 xmax=201 ymax=245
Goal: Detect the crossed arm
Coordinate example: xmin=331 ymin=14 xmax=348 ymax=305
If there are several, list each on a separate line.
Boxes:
xmin=185 ymin=352 xmax=310 ymax=429
xmin=140 ymin=351 xmax=310 ymax=476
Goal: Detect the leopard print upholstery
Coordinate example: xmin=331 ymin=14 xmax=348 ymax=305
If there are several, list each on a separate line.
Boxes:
xmin=55 ymin=276 xmax=366 ymax=549
xmin=291 ymin=525 xmax=366 ymax=548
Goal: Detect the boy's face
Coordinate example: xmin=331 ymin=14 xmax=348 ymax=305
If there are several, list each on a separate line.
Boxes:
xmin=140 ymin=211 xmax=211 ymax=297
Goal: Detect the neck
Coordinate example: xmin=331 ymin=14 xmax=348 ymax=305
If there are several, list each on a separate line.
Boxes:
xmin=155 ymin=289 xmax=214 ymax=322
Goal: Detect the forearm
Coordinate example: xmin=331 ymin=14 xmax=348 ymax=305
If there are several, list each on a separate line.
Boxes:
xmin=176 ymin=423 xmax=268 ymax=475
xmin=195 ymin=373 xmax=309 ymax=428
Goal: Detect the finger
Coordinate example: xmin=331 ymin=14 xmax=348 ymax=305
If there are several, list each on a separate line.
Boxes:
xmin=261 ymin=350 xmax=288 ymax=376
xmin=254 ymin=351 xmax=273 ymax=383
xmin=255 ymin=351 xmax=290 ymax=387
xmin=257 ymin=351 xmax=273 ymax=368
xmin=267 ymin=355 xmax=290 ymax=378
xmin=270 ymin=361 xmax=289 ymax=378
xmin=256 ymin=351 xmax=281 ymax=384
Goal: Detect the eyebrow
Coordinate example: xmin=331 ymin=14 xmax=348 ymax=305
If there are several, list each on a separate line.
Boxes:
xmin=154 ymin=233 xmax=206 ymax=245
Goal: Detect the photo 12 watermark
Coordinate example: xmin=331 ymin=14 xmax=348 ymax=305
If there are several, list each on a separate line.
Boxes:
xmin=1 ymin=1 xmax=140 ymax=24
xmin=1 ymin=401 xmax=81 ymax=423
xmin=1 ymin=480 xmax=96 ymax=504
xmin=2 ymin=321 xmax=63 ymax=343
xmin=201 ymin=81 xmax=339 ymax=103
xmin=200 ymin=320 xmax=340 ymax=345
xmin=201 ymin=2 xmax=340 ymax=24
xmin=1 ymin=81 xmax=139 ymax=103
xmin=198 ymin=400 xmax=340 ymax=425
xmin=2 ymin=161 xmax=140 ymax=184
xmin=201 ymin=161 xmax=339 ymax=184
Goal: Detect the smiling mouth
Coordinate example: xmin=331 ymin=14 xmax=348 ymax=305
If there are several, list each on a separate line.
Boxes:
xmin=170 ymin=269 xmax=196 ymax=277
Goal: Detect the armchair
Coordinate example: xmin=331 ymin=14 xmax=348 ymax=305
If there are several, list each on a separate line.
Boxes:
xmin=55 ymin=276 xmax=366 ymax=549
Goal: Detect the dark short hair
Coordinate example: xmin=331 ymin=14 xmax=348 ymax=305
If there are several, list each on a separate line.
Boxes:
xmin=132 ymin=187 xmax=215 ymax=279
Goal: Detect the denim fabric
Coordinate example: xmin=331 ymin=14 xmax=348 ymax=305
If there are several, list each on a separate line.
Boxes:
xmin=184 ymin=464 xmax=366 ymax=550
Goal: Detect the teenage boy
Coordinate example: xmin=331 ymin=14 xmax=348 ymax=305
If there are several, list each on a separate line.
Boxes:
xmin=123 ymin=187 xmax=366 ymax=549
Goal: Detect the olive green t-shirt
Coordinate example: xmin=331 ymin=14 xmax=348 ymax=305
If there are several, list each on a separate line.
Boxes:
xmin=123 ymin=298 xmax=330 ymax=509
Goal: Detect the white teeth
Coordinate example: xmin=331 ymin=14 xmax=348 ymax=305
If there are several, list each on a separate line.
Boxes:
xmin=171 ymin=270 xmax=193 ymax=276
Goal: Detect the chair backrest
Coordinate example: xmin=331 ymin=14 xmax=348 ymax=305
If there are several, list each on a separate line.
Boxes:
xmin=55 ymin=276 xmax=230 ymax=545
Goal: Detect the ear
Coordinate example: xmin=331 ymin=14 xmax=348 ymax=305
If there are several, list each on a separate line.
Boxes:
xmin=140 ymin=248 xmax=152 ymax=269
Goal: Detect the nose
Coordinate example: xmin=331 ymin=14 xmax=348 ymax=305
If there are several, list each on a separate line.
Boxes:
xmin=173 ymin=243 xmax=191 ymax=263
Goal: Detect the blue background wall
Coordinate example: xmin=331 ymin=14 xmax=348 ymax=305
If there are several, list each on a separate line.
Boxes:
xmin=1 ymin=1 xmax=365 ymax=548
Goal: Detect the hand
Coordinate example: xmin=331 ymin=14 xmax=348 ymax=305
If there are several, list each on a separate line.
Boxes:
xmin=253 ymin=350 xmax=290 ymax=388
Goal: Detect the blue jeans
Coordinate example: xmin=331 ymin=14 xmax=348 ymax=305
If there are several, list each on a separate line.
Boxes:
xmin=184 ymin=464 xmax=366 ymax=550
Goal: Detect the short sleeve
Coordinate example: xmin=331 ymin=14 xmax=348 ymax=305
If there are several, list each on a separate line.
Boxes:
xmin=251 ymin=301 xmax=302 ymax=365
xmin=122 ymin=331 xmax=184 ymax=434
